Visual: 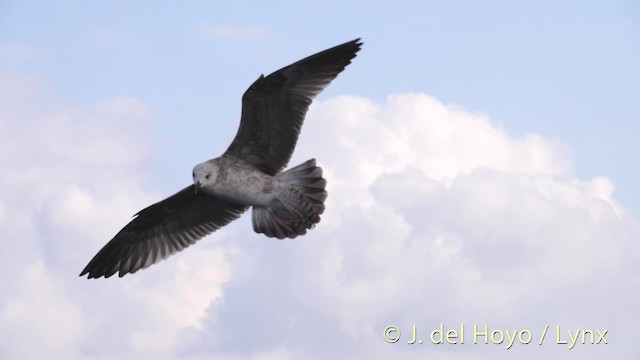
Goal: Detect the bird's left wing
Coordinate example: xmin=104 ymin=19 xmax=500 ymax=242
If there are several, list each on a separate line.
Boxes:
xmin=80 ymin=185 xmax=248 ymax=278
xmin=223 ymin=38 xmax=362 ymax=175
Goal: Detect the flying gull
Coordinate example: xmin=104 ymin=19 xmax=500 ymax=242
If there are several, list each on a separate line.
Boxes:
xmin=80 ymin=38 xmax=362 ymax=278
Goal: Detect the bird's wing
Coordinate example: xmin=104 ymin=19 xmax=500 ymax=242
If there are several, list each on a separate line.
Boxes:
xmin=223 ymin=38 xmax=362 ymax=175
xmin=80 ymin=185 xmax=248 ymax=278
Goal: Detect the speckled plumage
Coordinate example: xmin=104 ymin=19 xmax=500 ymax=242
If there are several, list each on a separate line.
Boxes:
xmin=80 ymin=38 xmax=362 ymax=278
xmin=193 ymin=157 xmax=278 ymax=206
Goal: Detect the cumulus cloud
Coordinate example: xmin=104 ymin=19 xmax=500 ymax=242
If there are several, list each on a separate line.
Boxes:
xmin=0 ymin=72 xmax=235 ymax=360
xmin=180 ymin=94 xmax=639 ymax=359
xmin=1 ymin=79 xmax=637 ymax=359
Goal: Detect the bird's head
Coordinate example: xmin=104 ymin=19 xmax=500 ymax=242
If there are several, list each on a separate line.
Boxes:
xmin=192 ymin=161 xmax=217 ymax=194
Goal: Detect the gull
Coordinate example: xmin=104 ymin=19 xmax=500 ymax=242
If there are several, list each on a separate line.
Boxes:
xmin=80 ymin=38 xmax=362 ymax=278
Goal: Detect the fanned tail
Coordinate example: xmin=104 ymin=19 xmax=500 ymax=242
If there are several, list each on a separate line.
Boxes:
xmin=252 ymin=159 xmax=327 ymax=239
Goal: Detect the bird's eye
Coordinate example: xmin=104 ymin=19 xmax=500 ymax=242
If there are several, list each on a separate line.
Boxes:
xmin=205 ymin=174 xmax=210 ymax=180
xmin=192 ymin=171 xmax=195 ymax=178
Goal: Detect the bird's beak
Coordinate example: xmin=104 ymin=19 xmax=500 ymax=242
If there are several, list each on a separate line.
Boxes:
xmin=194 ymin=181 xmax=201 ymax=194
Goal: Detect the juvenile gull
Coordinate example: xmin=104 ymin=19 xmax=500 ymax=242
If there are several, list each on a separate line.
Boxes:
xmin=80 ymin=38 xmax=362 ymax=278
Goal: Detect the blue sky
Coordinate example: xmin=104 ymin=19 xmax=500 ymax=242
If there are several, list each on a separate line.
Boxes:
xmin=1 ymin=1 xmax=639 ymax=359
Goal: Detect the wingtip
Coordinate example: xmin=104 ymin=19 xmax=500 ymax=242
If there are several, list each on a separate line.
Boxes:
xmin=79 ymin=271 xmax=99 ymax=279
xmin=79 ymin=260 xmax=118 ymax=279
xmin=79 ymin=268 xmax=100 ymax=279
xmin=348 ymin=37 xmax=363 ymax=50
xmin=324 ymin=38 xmax=363 ymax=57
xmin=79 ymin=270 xmax=118 ymax=279
xmin=79 ymin=266 xmax=93 ymax=278
xmin=340 ymin=38 xmax=363 ymax=61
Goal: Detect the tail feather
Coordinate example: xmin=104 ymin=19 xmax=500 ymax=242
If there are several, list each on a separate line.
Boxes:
xmin=252 ymin=159 xmax=327 ymax=239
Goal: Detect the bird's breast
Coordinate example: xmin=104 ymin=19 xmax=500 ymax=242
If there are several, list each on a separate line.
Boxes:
xmin=202 ymin=159 xmax=277 ymax=206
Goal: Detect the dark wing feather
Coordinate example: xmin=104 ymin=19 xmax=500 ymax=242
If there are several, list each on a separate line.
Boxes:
xmin=80 ymin=185 xmax=248 ymax=278
xmin=223 ymin=38 xmax=362 ymax=175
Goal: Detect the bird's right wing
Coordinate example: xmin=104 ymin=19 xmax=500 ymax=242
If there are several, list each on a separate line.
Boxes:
xmin=80 ymin=185 xmax=248 ymax=278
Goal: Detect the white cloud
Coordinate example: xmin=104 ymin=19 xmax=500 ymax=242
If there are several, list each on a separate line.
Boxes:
xmin=0 ymin=72 xmax=234 ymax=360
xmin=1 ymin=79 xmax=637 ymax=359
xmin=184 ymin=94 xmax=639 ymax=359
xmin=0 ymin=262 xmax=83 ymax=359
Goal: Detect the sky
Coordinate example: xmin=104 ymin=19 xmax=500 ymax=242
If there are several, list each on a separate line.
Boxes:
xmin=1 ymin=1 xmax=639 ymax=359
